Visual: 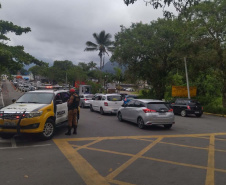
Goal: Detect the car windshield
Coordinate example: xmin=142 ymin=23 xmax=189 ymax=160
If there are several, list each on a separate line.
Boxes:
xmin=16 ymin=92 xmax=54 ymax=104
xmin=147 ymin=102 xmax=169 ymax=111
xmin=107 ymin=96 xmax=122 ymax=101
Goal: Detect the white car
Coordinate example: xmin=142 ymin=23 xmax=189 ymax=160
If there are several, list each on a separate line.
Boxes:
xmin=22 ymin=85 xmax=30 ymax=92
xmin=79 ymin=94 xmax=94 ymax=108
xmin=126 ymin=88 xmax=135 ymax=92
xmin=90 ymin=94 xmax=123 ymax=114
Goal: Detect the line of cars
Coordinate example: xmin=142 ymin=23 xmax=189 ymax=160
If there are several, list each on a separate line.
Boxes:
xmin=80 ymin=93 xmax=176 ymax=129
xmin=14 ymin=81 xmax=36 ymax=92
xmin=81 ymin=93 xmax=203 ymax=130
xmin=0 ymin=84 xmax=203 ymax=140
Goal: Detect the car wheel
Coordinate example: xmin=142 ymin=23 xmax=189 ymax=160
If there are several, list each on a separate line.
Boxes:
xmin=0 ymin=133 xmax=15 ymax=139
xmin=137 ymin=117 xmax=145 ymax=129
xmin=40 ymin=119 xmax=55 ymax=140
xmin=81 ymin=103 xmax=84 ymax=108
xmin=195 ymin=114 xmax=202 ymax=117
xmin=164 ymin=124 xmax=172 ymax=129
xmin=100 ymin=107 xmax=105 ymax=115
xmin=181 ymin=110 xmax=187 ymax=117
xmin=90 ymin=105 xmax=94 ymax=112
xmin=118 ymin=112 xmax=123 ymax=122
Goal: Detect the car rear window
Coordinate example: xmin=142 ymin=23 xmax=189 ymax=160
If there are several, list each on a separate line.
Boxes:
xmin=147 ymin=103 xmax=169 ymax=111
xmin=107 ymin=96 xmax=122 ymax=101
xmin=85 ymin=95 xmax=94 ymax=99
xmin=188 ymin=100 xmax=200 ymax=104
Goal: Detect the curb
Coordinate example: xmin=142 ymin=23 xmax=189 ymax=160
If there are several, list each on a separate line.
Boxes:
xmin=203 ymin=112 xmax=226 ymax=118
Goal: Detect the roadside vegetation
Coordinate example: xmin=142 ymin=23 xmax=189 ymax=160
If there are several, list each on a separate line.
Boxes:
xmin=0 ymin=1 xmax=225 ymax=115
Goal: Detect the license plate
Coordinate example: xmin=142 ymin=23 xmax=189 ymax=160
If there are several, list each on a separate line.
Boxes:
xmin=159 ymin=112 xmax=166 ymax=115
xmin=195 ymin=111 xmax=199 ymax=114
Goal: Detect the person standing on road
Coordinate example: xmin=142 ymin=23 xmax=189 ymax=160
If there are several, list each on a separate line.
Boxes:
xmin=65 ymin=88 xmax=80 ymax=135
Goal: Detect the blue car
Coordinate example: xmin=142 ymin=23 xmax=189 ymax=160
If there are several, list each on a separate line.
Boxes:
xmin=123 ymin=94 xmax=138 ymax=104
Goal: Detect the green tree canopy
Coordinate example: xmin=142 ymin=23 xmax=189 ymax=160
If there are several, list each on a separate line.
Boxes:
xmin=0 ymin=5 xmax=46 ymax=74
xmin=112 ymin=20 xmax=179 ymax=99
xmin=123 ymin=0 xmax=201 ymax=17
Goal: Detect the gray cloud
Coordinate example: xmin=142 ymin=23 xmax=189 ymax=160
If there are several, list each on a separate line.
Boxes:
xmin=0 ymin=0 xmax=165 ymax=68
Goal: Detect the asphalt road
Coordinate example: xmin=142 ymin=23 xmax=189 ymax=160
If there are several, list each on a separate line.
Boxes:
xmin=0 ymin=80 xmax=226 ymax=185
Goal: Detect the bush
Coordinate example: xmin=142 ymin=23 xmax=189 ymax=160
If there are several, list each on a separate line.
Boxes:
xmin=204 ymin=105 xmax=226 ymax=115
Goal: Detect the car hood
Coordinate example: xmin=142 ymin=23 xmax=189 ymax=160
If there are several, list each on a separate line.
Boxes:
xmin=0 ymin=103 xmax=47 ymax=113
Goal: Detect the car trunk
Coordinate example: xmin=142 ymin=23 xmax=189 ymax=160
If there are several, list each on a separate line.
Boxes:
xmin=105 ymin=96 xmax=123 ymax=108
xmin=147 ymin=102 xmax=173 ymax=122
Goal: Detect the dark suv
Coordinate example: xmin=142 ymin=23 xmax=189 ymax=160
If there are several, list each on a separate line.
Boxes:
xmin=170 ymin=98 xmax=203 ymax=117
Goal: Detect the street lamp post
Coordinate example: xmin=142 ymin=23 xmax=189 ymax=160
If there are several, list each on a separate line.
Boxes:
xmin=105 ymin=75 xmax=107 ymax=94
xmin=184 ymin=57 xmax=190 ymax=99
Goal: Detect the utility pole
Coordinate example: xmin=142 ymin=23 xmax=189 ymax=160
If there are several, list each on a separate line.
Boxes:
xmin=66 ymin=72 xmax=67 ymax=85
xmin=184 ymin=57 xmax=190 ymax=99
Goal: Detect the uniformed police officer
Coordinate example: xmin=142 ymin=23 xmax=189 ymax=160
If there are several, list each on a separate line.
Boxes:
xmin=65 ymin=88 xmax=80 ymax=135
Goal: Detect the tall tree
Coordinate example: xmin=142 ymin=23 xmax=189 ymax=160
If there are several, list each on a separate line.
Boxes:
xmin=0 ymin=5 xmax=45 ymax=73
xmin=88 ymin=61 xmax=97 ymax=70
xmin=112 ymin=20 xmax=179 ymax=99
xmin=179 ymin=0 xmax=226 ymax=107
xmin=123 ymin=0 xmax=201 ymax=18
xmin=84 ymin=30 xmax=114 ymax=69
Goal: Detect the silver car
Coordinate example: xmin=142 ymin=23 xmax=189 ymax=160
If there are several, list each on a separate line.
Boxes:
xmin=117 ymin=99 xmax=175 ymax=129
xmin=79 ymin=94 xmax=94 ymax=108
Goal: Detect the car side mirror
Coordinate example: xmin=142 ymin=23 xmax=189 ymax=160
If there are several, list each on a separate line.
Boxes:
xmin=56 ymin=100 xmax=63 ymax=104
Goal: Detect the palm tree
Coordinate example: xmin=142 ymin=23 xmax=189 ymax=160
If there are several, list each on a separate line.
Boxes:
xmin=88 ymin=61 xmax=97 ymax=70
xmin=84 ymin=30 xmax=114 ymax=70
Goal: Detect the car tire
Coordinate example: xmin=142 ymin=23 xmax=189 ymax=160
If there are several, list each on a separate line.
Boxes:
xmin=40 ymin=119 xmax=55 ymax=140
xmin=137 ymin=117 xmax=145 ymax=129
xmin=90 ymin=105 xmax=94 ymax=112
xmin=181 ymin=110 xmax=187 ymax=117
xmin=100 ymin=107 xmax=105 ymax=115
xmin=117 ymin=112 xmax=123 ymax=122
xmin=164 ymin=124 xmax=172 ymax=129
xmin=0 ymin=133 xmax=15 ymax=139
xmin=195 ymin=114 xmax=202 ymax=117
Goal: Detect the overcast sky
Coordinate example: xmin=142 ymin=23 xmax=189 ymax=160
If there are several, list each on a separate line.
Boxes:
xmin=0 ymin=0 xmax=166 ymax=68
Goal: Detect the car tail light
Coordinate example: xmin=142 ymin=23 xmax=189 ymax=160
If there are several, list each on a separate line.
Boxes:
xmin=104 ymin=102 xmax=108 ymax=106
xmin=143 ymin=108 xmax=156 ymax=113
xmin=84 ymin=99 xmax=87 ymax=101
xmin=187 ymin=106 xmax=191 ymax=110
xmin=46 ymin=86 xmax=53 ymax=89
xmin=168 ymin=109 xmax=173 ymax=112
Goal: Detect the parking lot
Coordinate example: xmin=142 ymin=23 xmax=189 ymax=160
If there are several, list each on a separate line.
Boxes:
xmin=53 ymin=132 xmax=226 ymax=185
xmin=1 ymin=80 xmax=226 ymax=185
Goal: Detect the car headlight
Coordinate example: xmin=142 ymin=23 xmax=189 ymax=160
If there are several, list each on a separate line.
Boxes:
xmin=25 ymin=111 xmax=43 ymax=118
